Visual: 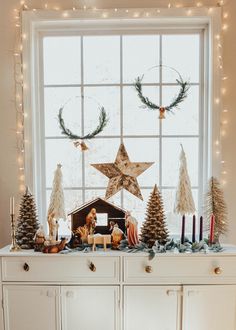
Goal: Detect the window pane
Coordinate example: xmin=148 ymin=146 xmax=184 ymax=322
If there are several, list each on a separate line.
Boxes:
xmin=123 ymin=189 xmax=152 ymax=229
xmin=162 ymin=86 xmax=199 ymax=135
xmin=162 ymin=138 xmax=198 ymax=186
xmin=85 ymin=189 xmax=122 ymax=206
xmin=43 ymin=36 xmax=81 ymax=85
xmin=123 ymin=35 xmax=160 ymax=83
xmin=162 ymin=188 xmax=198 ymax=236
xmin=45 ymin=139 xmax=83 ymax=188
xmin=123 ymin=86 xmax=160 ymax=135
xmin=84 ymin=86 xmax=120 ymax=136
xmin=123 ymin=138 xmax=159 ymax=186
xmin=44 ymin=87 xmax=81 ymax=137
xmin=83 ymin=36 xmax=120 ymax=84
xmin=84 ymin=138 xmax=120 ymax=187
xmin=162 ymin=34 xmax=200 ymax=83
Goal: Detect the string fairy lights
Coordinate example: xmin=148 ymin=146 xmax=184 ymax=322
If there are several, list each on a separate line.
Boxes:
xmin=13 ymin=0 xmax=229 ymax=192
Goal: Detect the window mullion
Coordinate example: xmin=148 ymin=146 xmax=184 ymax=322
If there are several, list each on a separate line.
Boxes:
xmin=159 ymin=35 xmax=163 ymax=191
xmin=120 ymin=35 xmax=124 ymax=209
xmin=81 ymin=36 xmax=86 ymax=203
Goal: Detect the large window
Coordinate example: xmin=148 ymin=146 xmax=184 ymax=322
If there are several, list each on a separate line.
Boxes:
xmin=23 ymin=9 xmax=222 ymax=237
xmin=41 ymin=31 xmax=202 ymax=235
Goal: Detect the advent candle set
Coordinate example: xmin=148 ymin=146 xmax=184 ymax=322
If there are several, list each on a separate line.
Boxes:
xmin=180 ymin=215 xmax=208 ymax=244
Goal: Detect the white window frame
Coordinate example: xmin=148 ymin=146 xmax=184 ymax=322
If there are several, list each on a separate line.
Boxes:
xmin=22 ymin=7 xmax=222 ymax=226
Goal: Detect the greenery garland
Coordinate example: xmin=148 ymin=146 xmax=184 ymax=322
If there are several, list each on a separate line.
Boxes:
xmin=134 ymin=67 xmax=190 ymax=117
xmin=58 ymin=103 xmax=108 ymax=141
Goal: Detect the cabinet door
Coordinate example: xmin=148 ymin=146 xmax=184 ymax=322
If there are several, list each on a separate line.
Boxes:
xmin=183 ymin=285 xmax=236 ymax=330
xmin=3 ymin=285 xmax=60 ymax=330
xmin=62 ymin=286 xmax=119 ymax=330
xmin=124 ymin=286 xmax=181 ymax=330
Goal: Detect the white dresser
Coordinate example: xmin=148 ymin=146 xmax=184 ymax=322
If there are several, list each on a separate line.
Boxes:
xmin=1 ymin=245 xmax=236 ymax=330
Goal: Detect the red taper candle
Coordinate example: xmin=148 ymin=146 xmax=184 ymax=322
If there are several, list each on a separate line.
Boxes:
xmin=209 ymin=214 xmax=215 ymax=245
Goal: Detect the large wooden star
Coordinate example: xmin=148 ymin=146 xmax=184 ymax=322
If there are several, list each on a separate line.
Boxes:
xmin=91 ymin=143 xmax=154 ymax=200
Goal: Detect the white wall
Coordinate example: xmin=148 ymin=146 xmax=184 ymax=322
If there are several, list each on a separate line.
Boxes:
xmin=0 ymin=0 xmax=235 ymax=247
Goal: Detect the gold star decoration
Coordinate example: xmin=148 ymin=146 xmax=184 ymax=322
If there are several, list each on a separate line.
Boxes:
xmin=91 ymin=143 xmax=154 ymax=200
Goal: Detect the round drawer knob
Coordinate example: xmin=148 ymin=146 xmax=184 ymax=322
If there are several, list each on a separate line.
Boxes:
xmin=89 ymin=262 xmax=96 ymax=272
xmin=145 ymin=265 xmax=153 ymax=273
xmin=214 ymin=267 xmax=223 ymax=275
xmin=23 ymin=263 xmax=30 ymax=272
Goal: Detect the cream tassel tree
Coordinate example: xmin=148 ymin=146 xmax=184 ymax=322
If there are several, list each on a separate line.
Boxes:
xmin=47 ymin=164 xmax=66 ymax=241
xmin=204 ymin=176 xmax=228 ymax=242
xmin=174 ymin=144 xmax=196 ymax=215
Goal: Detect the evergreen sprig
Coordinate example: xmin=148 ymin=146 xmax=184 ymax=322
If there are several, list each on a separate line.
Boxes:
xmin=58 ymin=106 xmax=108 ymax=140
xmin=134 ymin=76 xmax=190 ymax=113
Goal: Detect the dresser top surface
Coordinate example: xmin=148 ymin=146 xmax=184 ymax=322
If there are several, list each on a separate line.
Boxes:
xmin=0 ymin=244 xmax=236 ymax=257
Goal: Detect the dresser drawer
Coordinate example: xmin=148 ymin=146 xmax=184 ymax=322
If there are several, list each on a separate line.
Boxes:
xmin=2 ymin=256 xmax=120 ymax=283
xmin=124 ymin=256 xmax=236 ymax=284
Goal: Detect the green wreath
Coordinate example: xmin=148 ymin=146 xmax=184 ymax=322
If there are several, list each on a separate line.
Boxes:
xmin=58 ymin=98 xmax=108 ymax=150
xmin=134 ymin=66 xmax=190 ymax=118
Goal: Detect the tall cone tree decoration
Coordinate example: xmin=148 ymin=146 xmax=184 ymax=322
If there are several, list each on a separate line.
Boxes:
xmin=140 ymin=184 xmax=169 ymax=247
xmin=16 ymin=187 xmax=39 ymax=249
xmin=174 ymin=145 xmax=195 ymax=215
xmin=47 ymin=164 xmax=66 ymax=241
xmin=204 ymin=176 xmax=228 ymax=241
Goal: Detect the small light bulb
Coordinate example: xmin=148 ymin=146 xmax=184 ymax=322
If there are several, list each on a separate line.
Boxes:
xmin=223 ymin=120 xmax=228 ymax=124
xmin=145 ymin=12 xmax=150 ymax=17
xmin=125 ymin=9 xmax=129 ymax=13
xmin=215 ymin=140 xmax=220 ymax=146
xmin=168 ymin=3 xmax=171 ymax=8
xmin=157 ymin=9 xmax=161 ymax=13
xmin=196 ymin=2 xmax=202 ymax=7
xmin=223 ymin=12 xmax=228 ymax=19
xmin=83 ymin=5 xmax=87 ymax=10
xmin=215 ymin=34 xmax=221 ymax=40
xmin=223 ymin=109 xmax=228 ymax=112
xmin=72 ymin=7 xmax=76 ymax=11
xmin=215 ymin=98 xmax=220 ymax=104
xmin=62 ymin=11 xmax=69 ymax=17
xmin=222 ymin=76 xmax=228 ymax=80
xmin=114 ymin=8 xmax=118 ymax=12
xmin=208 ymin=7 xmax=213 ymax=13
xmin=44 ymin=3 xmax=48 ymax=9
xmin=186 ymin=9 xmax=192 ymax=15
xmin=222 ymin=24 xmax=228 ymax=31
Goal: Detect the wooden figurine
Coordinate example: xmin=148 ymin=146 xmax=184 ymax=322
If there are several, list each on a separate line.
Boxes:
xmin=86 ymin=208 xmax=97 ymax=235
xmin=42 ymin=237 xmax=67 ymax=254
xmin=125 ymin=212 xmax=139 ymax=247
xmin=88 ymin=234 xmax=111 ymax=251
xmin=110 ymin=222 xmax=125 ymax=250
xmin=47 ymin=212 xmax=57 ymax=242
xmin=34 ymin=225 xmax=46 ymax=252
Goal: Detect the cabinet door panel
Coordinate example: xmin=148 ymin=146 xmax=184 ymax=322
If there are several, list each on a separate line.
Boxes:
xmin=124 ymin=286 xmax=181 ymax=330
xmin=183 ymin=285 xmax=236 ymax=330
xmin=62 ymin=286 xmax=119 ymax=330
xmin=3 ymin=285 xmax=60 ymax=330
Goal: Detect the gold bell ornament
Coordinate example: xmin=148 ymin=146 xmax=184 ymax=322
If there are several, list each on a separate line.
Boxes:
xmin=73 ymin=140 xmax=89 ymax=151
xmin=159 ymin=107 xmax=166 ymax=119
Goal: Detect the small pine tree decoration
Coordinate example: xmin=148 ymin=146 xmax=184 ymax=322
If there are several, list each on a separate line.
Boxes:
xmin=16 ymin=187 xmax=39 ymax=249
xmin=204 ymin=176 xmax=228 ymax=241
xmin=140 ymin=184 xmax=169 ymax=247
